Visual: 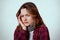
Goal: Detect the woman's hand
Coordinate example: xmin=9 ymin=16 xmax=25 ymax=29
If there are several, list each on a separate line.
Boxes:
xmin=17 ymin=15 xmax=27 ymax=30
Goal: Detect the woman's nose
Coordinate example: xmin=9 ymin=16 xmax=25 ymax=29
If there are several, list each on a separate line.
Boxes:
xmin=23 ymin=16 xmax=27 ymax=21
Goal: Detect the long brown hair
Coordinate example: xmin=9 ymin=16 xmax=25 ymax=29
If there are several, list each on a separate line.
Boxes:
xmin=16 ymin=2 xmax=44 ymax=30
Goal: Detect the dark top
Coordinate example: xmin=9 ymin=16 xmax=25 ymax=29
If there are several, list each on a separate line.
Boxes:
xmin=14 ymin=24 xmax=50 ymax=40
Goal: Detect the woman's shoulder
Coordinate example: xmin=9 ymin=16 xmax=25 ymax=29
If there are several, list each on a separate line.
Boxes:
xmin=37 ymin=24 xmax=49 ymax=32
xmin=35 ymin=24 xmax=46 ymax=30
xmin=39 ymin=24 xmax=47 ymax=29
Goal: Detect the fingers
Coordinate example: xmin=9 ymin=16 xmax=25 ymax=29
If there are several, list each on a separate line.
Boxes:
xmin=17 ymin=15 xmax=25 ymax=27
xmin=17 ymin=15 xmax=27 ymax=30
xmin=17 ymin=15 xmax=22 ymax=24
xmin=17 ymin=15 xmax=20 ymax=20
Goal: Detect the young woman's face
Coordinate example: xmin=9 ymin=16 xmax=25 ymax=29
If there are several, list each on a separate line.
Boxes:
xmin=20 ymin=8 xmax=34 ymax=27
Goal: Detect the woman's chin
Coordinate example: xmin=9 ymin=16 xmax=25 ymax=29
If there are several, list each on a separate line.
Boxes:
xmin=25 ymin=24 xmax=30 ymax=27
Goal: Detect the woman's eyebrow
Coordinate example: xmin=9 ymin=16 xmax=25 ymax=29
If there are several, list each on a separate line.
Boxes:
xmin=25 ymin=14 xmax=30 ymax=16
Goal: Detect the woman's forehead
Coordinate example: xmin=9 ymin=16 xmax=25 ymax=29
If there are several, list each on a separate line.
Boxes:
xmin=20 ymin=8 xmax=36 ymax=17
xmin=20 ymin=8 xmax=31 ymax=15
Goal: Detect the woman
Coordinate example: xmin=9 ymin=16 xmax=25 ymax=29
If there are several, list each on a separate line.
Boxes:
xmin=14 ymin=2 xmax=50 ymax=40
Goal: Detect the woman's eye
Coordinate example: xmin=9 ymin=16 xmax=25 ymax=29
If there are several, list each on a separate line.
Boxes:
xmin=21 ymin=15 xmax=24 ymax=17
xmin=26 ymin=15 xmax=30 ymax=17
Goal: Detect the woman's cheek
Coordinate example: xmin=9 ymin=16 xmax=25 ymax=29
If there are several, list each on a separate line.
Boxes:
xmin=28 ymin=17 xmax=33 ymax=23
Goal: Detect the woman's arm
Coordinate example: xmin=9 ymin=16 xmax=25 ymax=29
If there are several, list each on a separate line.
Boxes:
xmin=14 ymin=29 xmax=29 ymax=40
xmin=39 ymin=25 xmax=50 ymax=40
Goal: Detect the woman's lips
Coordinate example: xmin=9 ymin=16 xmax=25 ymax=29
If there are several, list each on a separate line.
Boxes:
xmin=23 ymin=22 xmax=28 ymax=24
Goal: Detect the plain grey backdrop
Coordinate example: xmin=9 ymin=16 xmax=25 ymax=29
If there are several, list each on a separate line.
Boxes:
xmin=0 ymin=0 xmax=60 ymax=40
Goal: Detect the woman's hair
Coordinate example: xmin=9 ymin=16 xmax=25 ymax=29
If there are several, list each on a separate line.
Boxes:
xmin=16 ymin=2 xmax=44 ymax=30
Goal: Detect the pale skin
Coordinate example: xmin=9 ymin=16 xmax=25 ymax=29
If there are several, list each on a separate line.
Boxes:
xmin=17 ymin=8 xmax=36 ymax=30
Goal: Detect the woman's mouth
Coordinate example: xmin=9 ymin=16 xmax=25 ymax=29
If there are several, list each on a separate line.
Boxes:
xmin=23 ymin=22 xmax=28 ymax=24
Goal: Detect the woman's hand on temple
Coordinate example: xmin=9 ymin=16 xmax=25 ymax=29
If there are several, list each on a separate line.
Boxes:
xmin=17 ymin=15 xmax=27 ymax=30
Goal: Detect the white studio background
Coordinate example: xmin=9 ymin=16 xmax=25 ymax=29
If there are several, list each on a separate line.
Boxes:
xmin=0 ymin=0 xmax=60 ymax=40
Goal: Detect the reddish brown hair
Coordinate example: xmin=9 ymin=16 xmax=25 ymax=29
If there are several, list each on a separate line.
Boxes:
xmin=16 ymin=2 xmax=44 ymax=30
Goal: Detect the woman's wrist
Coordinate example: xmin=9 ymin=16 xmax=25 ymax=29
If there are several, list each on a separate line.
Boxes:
xmin=22 ymin=27 xmax=27 ymax=30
